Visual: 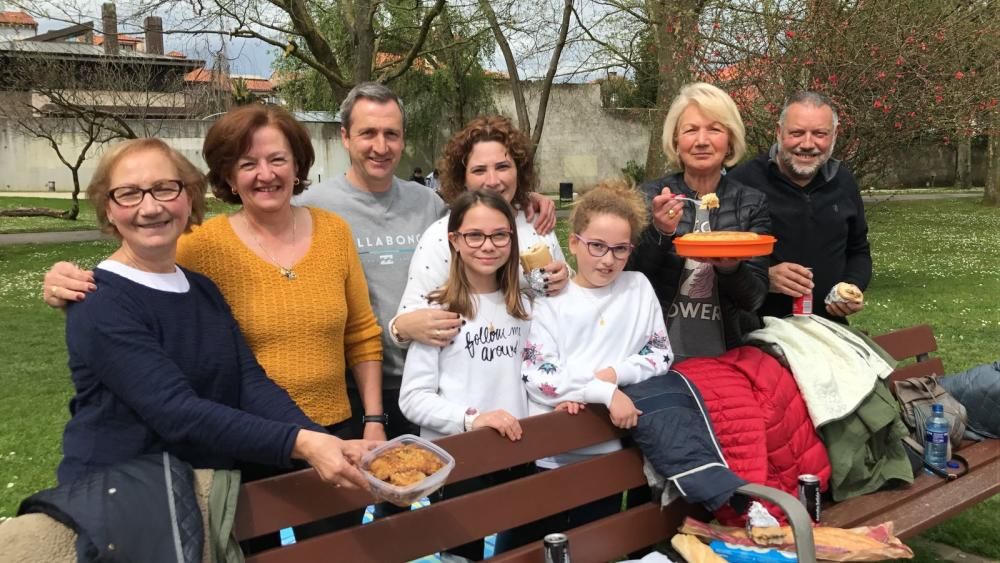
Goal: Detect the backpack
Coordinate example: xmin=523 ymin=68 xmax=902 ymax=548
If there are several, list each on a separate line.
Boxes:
xmin=894 ymin=375 xmax=968 ymax=455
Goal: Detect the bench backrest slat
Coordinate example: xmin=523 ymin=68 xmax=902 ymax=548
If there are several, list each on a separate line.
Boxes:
xmin=235 ymin=408 xmax=626 ymax=540
xmin=885 ymin=357 xmax=945 ymax=383
xmin=871 ymin=324 xmax=937 ymax=361
xmin=245 ymin=448 xmax=648 ymax=563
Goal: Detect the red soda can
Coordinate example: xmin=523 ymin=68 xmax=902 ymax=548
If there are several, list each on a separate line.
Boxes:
xmin=793 ymin=293 xmax=813 ymax=316
xmin=798 ymin=474 xmax=821 ymax=522
xmin=792 ymin=268 xmax=813 ymax=316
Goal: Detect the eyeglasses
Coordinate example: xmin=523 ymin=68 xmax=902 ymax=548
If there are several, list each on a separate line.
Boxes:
xmin=108 ymin=180 xmax=184 ymax=207
xmin=573 ymin=234 xmax=634 ymax=259
xmin=452 ymin=230 xmax=513 ymax=248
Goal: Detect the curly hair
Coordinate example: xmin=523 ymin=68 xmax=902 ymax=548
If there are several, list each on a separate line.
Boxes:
xmin=88 ymin=138 xmax=207 ymax=238
xmin=437 ymin=115 xmax=537 ymax=212
xmin=203 ymin=104 xmax=314 ymax=204
xmin=569 ymin=179 xmax=649 ymax=245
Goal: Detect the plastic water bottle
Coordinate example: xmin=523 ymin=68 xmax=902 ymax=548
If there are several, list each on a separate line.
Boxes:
xmin=923 ymin=403 xmax=949 ymax=473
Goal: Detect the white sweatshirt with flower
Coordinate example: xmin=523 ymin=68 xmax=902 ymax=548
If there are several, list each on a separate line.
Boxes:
xmin=521 ymin=272 xmax=673 ymax=466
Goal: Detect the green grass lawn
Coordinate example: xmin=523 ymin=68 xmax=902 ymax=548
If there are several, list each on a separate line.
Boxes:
xmin=0 ymin=198 xmax=997 ymax=558
xmin=0 ymin=196 xmax=237 ymax=234
xmin=0 ymin=197 xmax=99 ymax=233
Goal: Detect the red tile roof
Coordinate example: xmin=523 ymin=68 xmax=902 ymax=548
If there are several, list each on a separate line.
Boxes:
xmin=0 ymin=11 xmax=37 ymax=26
xmin=185 ymin=67 xmax=219 ymax=84
xmin=242 ymin=78 xmax=273 ymax=93
xmin=93 ymin=34 xmax=142 ymax=46
xmin=184 ymin=68 xmax=274 ymax=93
xmin=166 ymin=51 xmax=186 ymax=58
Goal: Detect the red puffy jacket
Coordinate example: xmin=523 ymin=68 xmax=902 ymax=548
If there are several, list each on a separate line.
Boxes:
xmin=677 ymin=346 xmax=832 ymax=525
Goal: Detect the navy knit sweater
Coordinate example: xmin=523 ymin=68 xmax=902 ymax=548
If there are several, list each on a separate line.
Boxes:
xmin=58 ymin=267 xmax=322 ymax=484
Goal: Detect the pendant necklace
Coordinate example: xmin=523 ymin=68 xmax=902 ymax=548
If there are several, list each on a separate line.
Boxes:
xmin=243 ymin=211 xmax=298 ymax=280
xmin=578 ymin=283 xmax=608 ymax=327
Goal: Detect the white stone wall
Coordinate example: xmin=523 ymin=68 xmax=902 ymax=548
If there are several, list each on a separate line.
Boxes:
xmin=490 ymin=82 xmax=651 ymax=193
xmin=0 ymin=118 xmax=351 ymax=192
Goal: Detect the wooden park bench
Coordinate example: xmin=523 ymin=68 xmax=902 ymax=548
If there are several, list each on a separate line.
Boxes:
xmin=824 ymin=324 xmax=1000 ymax=535
xmin=232 ymin=324 xmax=999 ymax=562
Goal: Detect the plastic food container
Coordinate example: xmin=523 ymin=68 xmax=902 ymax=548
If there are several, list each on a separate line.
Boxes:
xmin=360 ymin=434 xmax=455 ymax=507
xmin=674 ymin=233 xmax=776 ymax=259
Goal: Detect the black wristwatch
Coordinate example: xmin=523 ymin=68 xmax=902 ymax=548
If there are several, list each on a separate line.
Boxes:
xmin=363 ymin=413 xmax=389 ymax=425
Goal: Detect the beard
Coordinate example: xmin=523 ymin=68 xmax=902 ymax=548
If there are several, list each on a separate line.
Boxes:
xmin=777 ymin=139 xmax=835 ymax=181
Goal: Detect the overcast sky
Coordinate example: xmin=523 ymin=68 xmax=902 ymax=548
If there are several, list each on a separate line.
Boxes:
xmin=20 ymin=1 xmax=277 ymax=77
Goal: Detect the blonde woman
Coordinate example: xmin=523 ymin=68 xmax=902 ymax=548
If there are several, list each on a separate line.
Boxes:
xmin=629 ymin=82 xmax=771 ymax=363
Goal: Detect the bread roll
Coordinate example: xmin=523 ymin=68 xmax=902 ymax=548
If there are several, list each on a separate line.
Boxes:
xmin=671 ymin=534 xmax=727 ymax=563
xmin=837 ymin=282 xmax=864 ymax=302
xmin=519 ymin=242 xmax=553 ymax=271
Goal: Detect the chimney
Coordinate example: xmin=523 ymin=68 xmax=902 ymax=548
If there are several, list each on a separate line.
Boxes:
xmin=144 ymin=16 xmax=164 ymax=55
xmin=101 ymin=3 xmax=118 ymax=55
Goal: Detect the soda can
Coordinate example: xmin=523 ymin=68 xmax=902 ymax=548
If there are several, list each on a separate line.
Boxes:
xmin=798 ymin=474 xmax=821 ymax=522
xmin=544 ymin=533 xmax=570 ymax=563
xmin=792 ymin=268 xmax=814 ymax=316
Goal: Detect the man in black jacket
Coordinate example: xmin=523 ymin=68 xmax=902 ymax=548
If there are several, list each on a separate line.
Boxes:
xmin=728 ymin=92 xmax=871 ymax=322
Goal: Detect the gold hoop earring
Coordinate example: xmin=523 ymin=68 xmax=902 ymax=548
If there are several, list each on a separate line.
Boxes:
xmin=294 ymin=178 xmax=301 ymax=186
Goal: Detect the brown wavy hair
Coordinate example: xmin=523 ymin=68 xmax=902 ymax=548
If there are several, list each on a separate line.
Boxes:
xmin=88 ymin=138 xmax=207 ymax=237
xmin=437 ymin=115 xmax=537 ymax=212
xmin=428 ymin=190 xmax=530 ymax=321
xmin=570 ymin=179 xmax=649 ymax=245
xmin=203 ymin=105 xmax=314 ymax=204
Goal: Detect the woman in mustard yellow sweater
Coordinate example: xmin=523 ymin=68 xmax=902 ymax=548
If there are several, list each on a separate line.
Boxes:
xmin=44 ymin=106 xmax=384 ymax=449
xmin=189 ymin=105 xmax=383 ymax=437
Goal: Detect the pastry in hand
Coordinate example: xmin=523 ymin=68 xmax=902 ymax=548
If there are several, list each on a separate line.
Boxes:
xmin=824 ymin=282 xmax=864 ymax=305
xmin=519 ymin=242 xmax=553 ymax=272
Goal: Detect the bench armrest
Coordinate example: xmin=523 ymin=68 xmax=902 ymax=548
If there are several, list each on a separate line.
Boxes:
xmin=736 ymin=483 xmax=817 ymax=563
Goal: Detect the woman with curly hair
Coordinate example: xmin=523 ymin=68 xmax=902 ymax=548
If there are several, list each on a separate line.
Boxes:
xmin=391 ymin=115 xmax=570 ymax=347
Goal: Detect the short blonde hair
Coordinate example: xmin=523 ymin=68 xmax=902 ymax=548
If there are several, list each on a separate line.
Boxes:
xmin=88 ymin=138 xmax=207 ymax=237
xmin=661 ymin=82 xmax=746 ymax=170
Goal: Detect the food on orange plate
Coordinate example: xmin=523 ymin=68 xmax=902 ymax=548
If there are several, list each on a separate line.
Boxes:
xmin=699 ymin=193 xmax=720 ymax=210
xmin=679 ymin=231 xmax=761 ymax=241
xmin=368 ymin=444 xmax=445 ymax=487
xmin=519 ymin=242 xmax=553 ymax=272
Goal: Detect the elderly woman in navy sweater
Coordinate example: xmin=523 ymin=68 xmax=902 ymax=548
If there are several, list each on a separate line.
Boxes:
xmin=56 ymin=138 xmax=375 ymax=488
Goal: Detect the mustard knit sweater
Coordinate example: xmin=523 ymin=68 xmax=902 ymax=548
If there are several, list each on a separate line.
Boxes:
xmin=177 ymin=207 xmax=382 ymax=425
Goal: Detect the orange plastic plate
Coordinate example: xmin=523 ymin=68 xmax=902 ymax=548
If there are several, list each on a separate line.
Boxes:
xmin=674 ymin=233 xmax=776 ymax=259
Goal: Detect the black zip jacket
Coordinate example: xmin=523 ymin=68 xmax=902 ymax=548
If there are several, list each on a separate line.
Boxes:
xmin=627 ymin=172 xmax=771 ymax=349
xmin=727 ymin=147 xmax=872 ymax=321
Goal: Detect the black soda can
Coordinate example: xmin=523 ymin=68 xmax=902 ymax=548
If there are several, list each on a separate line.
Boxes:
xmin=798 ymin=474 xmax=821 ymax=522
xmin=543 ymin=533 xmax=570 ymax=563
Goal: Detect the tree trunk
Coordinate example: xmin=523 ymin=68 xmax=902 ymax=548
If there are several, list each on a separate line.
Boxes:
xmin=643 ymin=0 xmax=702 ymax=180
xmin=956 ymin=135 xmax=972 ymax=189
xmin=985 ymin=128 xmax=1000 ymax=206
xmin=67 ymin=167 xmax=82 ymax=220
xmin=351 ymin=0 xmax=376 ymax=84
xmin=479 ymin=0 xmax=531 ymax=136
xmin=0 ymin=208 xmax=67 ymax=218
xmin=530 ymin=0 xmax=574 ymax=150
